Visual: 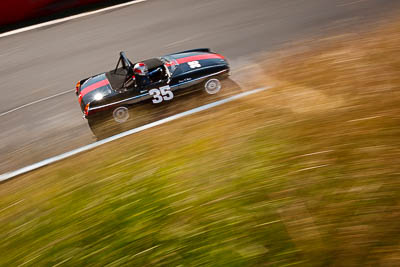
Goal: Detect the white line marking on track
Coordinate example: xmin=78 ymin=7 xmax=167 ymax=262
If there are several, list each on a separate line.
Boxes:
xmin=0 ymin=90 xmax=73 ymax=117
xmin=0 ymin=0 xmax=147 ymax=38
xmin=0 ymin=86 xmax=271 ymax=182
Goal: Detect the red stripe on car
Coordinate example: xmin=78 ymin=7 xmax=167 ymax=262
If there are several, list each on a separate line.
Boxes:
xmin=78 ymin=79 xmax=110 ymax=104
xmin=176 ymin=54 xmax=224 ymax=64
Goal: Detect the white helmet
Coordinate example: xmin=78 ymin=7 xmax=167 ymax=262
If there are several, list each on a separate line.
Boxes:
xmin=133 ymin=62 xmax=148 ymax=76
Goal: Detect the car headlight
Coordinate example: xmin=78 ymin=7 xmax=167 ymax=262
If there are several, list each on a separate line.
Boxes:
xmin=94 ymin=93 xmax=103 ymax=101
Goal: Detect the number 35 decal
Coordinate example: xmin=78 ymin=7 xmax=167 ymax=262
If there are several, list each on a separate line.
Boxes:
xmin=149 ymin=85 xmax=174 ymax=104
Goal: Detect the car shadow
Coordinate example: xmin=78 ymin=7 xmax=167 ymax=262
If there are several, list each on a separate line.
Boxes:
xmin=91 ymin=78 xmax=242 ymax=140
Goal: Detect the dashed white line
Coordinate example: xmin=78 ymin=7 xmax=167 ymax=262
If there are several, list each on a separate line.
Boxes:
xmin=0 ymin=0 xmax=147 ymax=38
xmin=0 ymin=90 xmax=73 ymax=117
xmin=0 ymin=86 xmax=271 ymax=182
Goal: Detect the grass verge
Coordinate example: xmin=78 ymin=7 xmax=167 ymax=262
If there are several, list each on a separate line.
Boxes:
xmin=1 ymin=17 xmax=400 ymax=266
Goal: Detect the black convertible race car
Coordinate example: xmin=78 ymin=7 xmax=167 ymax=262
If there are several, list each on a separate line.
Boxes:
xmin=75 ymin=48 xmax=230 ymax=135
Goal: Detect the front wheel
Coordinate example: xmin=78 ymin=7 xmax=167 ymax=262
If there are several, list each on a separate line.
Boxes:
xmin=112 ymin=106 xmax=130 ymax=123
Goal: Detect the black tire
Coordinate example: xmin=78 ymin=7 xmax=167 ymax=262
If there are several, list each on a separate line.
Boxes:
xmin=112 ymin=106 xmax=130 ymax=123
xmin=204 ymin=78 xmax=222 ymax=94
xmin=202 ymin=77 xmax=241 ymax=95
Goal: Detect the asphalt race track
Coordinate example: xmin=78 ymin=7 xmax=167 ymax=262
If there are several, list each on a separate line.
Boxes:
xmin=1 ymin=0 xmax=399 ymax=174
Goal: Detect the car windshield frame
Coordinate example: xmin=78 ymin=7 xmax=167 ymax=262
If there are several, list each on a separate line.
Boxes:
xmin=114 ymin=51 xmax=133 ymax=74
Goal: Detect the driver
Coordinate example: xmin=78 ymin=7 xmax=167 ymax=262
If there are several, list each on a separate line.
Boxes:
xmin=132 ymin=62 xmax=166 ymax=89
xmin=133 ymin=62 xmax=150 ymax=87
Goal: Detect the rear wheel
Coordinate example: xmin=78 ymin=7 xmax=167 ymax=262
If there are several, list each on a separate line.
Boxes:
xmin=204 ymin=78 xmax=222 ymax=94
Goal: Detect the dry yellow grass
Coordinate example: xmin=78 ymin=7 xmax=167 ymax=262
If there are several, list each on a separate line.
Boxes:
xmin=251 ymin=17 xmax=400 ymax=266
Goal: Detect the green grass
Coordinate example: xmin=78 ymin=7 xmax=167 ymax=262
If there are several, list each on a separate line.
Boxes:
xmin=1 ymin=18 xmax=400 ymax=266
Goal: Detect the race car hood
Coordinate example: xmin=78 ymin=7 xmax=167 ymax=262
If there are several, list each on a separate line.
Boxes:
xmin=78 ymin=73 xmax=113 ymax=111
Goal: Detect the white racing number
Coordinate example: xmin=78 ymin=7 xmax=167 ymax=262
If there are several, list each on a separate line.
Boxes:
xmin=149 ymin=85 xmax=174 ymax=104
xmin=188 ymin=61 xmax=201 ymax=69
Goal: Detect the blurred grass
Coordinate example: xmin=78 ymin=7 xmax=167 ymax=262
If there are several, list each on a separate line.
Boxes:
xmin=2 ymin=18 xmax=400 ymax=266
